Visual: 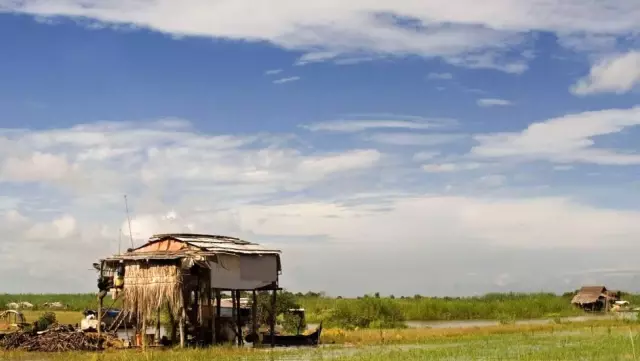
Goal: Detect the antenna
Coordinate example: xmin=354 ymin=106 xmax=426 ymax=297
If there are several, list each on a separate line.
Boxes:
xmin=124 ymin=195 xmax=134 ymax=249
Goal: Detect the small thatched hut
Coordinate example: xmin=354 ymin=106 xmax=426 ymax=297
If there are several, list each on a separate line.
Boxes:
xmin=96 ymin=233 xmax=281 ymax=348
xmin=571 ymin=286 xmax=619 ymax=312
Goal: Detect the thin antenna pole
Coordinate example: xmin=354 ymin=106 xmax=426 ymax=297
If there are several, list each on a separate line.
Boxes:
xmin=124 ymin=195 xmax=134 ymax=249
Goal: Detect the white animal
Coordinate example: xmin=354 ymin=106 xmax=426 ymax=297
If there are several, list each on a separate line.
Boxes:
xmin=18 ymin=302 xmax=34 ymax=309
xmin=43 ymin=302 xmax=65 ymax=309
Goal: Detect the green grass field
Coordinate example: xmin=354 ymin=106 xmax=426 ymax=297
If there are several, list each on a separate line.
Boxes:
xmin=3 ymin=291 xmax=620 ymax=323
xmin=2 ymin=320 xmax=640 ymax=360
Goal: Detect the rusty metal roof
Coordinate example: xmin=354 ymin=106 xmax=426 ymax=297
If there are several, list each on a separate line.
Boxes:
xmin=102 ymin=233 xmax=280 ymax=263
xmin=571 ymin=286 xmax=608 ymax=304
xmin=149 ymin=233 xmax=282 ymax=255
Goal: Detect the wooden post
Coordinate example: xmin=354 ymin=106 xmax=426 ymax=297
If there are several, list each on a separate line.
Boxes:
xmin=270 ymin=288 xmax=276 ymax=348
xmin=179 ymin=307 xmax=186 ymax=348
xmin=207 ymin=278 xmax=213 ymax=345
xmin=155 ymin=307 xmax=161 ymax=346
xmin=97 ymin=262 xmax=103 ymax=339
xmin=251 ymin=290 xmax=258 ymax=347
xmin=215 ymin=290 xmax=221 ymax=344
xmin=236 ymin=290 xmax=243 ymax=346
xmin=167 ymin=303 xmax=177 ymax=344
xmin=231 ymin=290 xmax=240 ymax=345
xmin=141 ymin=318 xmax=147 ymax=349
xmin=197 ymin=272 xmax=203 ymax=345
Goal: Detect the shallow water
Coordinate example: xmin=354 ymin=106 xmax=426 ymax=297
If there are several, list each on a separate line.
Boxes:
xmin=306 ymin=312 xmax=635 ymax=330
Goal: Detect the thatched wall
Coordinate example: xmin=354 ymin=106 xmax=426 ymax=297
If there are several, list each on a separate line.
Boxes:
xmin=123 ymin=263 xmax=184 ymax=321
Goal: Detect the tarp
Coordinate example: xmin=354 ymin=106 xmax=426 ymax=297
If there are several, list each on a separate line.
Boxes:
xmin=210 ymin=254 xmax=278 ymax=289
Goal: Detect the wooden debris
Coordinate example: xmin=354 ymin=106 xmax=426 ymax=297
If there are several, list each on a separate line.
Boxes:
xmin=0 ymin=324 xmax=121 ymax=352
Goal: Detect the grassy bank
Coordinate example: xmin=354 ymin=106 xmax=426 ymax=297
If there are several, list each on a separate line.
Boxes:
xmin=1 ymin=292 xmax=632 ymax=325
xmin=3 ymin=320 xmax=640 ymax=360
xmin=300 ymin=292 xmax=586 ymax=324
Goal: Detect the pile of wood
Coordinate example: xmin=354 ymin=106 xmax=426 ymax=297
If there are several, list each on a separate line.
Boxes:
xmin=0 ymin=324 xmax=120 ymax=352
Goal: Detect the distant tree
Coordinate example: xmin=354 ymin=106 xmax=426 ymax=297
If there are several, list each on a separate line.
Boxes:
xmin=254 ymin=290 xmax=301 ymax=330
xmin=389 ymin=294 xmax=395 ymax=299
xmin=337 ymin=296 xmax=343 ymax=299
xmin=374 ymin=292 xmax=380 ymax=298
xmin=414 ymin=294 xmax=422 ymax=300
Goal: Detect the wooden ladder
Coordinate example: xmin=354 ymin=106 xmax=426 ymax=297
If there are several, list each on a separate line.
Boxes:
xmin=106 ymin=310 xmax=129 ymax=333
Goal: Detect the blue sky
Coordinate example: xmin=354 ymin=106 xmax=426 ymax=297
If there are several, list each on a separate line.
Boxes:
xmin=1 ymin=1 xmax=640 ymax=296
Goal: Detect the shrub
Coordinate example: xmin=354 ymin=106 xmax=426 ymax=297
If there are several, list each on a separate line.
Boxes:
xmin=326 ymin=298 xmax=406 ymax=330
xmin=36 ymin=312 xmax=57 ymax=330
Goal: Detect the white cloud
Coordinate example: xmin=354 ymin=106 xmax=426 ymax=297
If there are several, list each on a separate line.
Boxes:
xmin=303 ymin=117 xmax=454 ymax=132
xmin=571 ymin=51 xmax=640 ymax=95
xmin=478 ymin=174 xmax=506 ymax=187
xmin=265 ymin=69 xmax=283 ymax=75
xmin=427 ymin=72 xmax=453 ymax=80
xmin=364 ymin=133 xmax=466 ymax=146
xmin=412 ymin=151 xmax=440 ymax=161
xmin=423 ymin=162 xmax=482 ymax=173
xmin=471 ymin=106 xmax=640 ymax=165
xmin=2 ymin=116 xmax=640 ymax=294
xmin=477 ymin=98 xmax=513 ymax=107
xmin=0 ymin=120 xmax=384 ymax=202
xmin=0 ymin=152 xmax=77 ymax=183
xmin=4 ymin=1 xmax=640 ymax=73
xmin=26 ymin=214 xmax=78 ymax=240
xmin=273 ymin=76 xmax=300 ymax=84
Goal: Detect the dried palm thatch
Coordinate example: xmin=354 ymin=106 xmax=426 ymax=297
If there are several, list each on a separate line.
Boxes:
xmin=123 ymin=263 xmax=184 ymax=321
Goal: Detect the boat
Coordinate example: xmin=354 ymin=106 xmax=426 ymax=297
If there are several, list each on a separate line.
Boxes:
xmin=246 ymin=322 xmax=322 ymax=347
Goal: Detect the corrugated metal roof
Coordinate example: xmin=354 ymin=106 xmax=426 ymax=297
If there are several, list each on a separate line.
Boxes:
xmin=151 ymin=233 xmax=281 ymax=254
xmin=101 ymin=233 xmax=281 ymax=264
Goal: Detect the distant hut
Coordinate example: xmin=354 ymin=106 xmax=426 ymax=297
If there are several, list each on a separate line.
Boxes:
xmin=571 ymin=286 xmax=619 ymax=312
xmin=96 ymin=233 xmax=282 ymax=348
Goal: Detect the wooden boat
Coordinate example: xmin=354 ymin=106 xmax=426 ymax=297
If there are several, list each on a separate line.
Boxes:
xmin=246 ymin=322 xmax=322 ymax=347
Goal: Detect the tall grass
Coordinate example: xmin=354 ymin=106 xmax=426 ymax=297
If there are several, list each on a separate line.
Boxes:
xmin=0 ymin=292 xmax=611 ymax=325
xmin=301 ymin=292 xmax=584 ymax=323
xmin=0 ymin=294 xmax=119 ymax=312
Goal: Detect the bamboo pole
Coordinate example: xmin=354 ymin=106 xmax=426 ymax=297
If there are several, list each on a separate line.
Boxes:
xmin=215 ymin=290 xmax=221 ymax=344
xmin=155 ymin=307 xmax=161 ymax=346
xmin=141 ymin=318 xmax=147 ymax=349
xmin=236 ymin=290 xmax=243 ymax=346
xmin=97 ymin=262 xmax=103 ymax=339
xmin=207 ymin=277 xmax=213 ymax=345
xmin=270 ymin=288 xmax=276 ymax=348
xmin=179 ymin=307 xmax=186 ymax=348
xmin=251 ymin=290 xmax=258 ymax=347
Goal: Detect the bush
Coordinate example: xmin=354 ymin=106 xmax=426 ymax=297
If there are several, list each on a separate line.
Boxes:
xmin=36 ymin=312 xmax=57 ymax=330
xmin=254 ymin=290 xmax=302 ymax=331
xmin=326 ymin=298 xmax=406 ymax=330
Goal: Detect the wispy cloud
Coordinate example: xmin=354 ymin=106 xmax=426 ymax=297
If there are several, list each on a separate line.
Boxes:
xmin=477 ymin=98 xmax=513 ymax=107
xmin=412 ymin=151 xmax=440 ymax=162
xmin=427 ymin=72 xmax=453 ymax=80
xmin=422 ymin=162 xmax=483 ymax=173
xmin=471 ymin=106 xmax=640 ymax=165
xmin=264 ymin=69 xmax=283 ymax=76
xmin=571 ymin=51 xmax=640 ymax=96
xmin=273 ymin=76 xmax=300 ymax=84
xmin=303 ymin=115 xmax=456 ymax=133
xmin=364 ymin=133 xmax=467 ymax=146
xmin=7 ymin=1 xmax=640 ymax=74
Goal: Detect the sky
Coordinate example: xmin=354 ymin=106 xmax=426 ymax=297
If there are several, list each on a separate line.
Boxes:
xmin=1 ymin=1 xmax=640 ymax=297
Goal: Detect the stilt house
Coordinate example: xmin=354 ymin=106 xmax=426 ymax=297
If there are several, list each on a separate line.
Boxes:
xmin=95 ymin=233 xmax=282 ymax=347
